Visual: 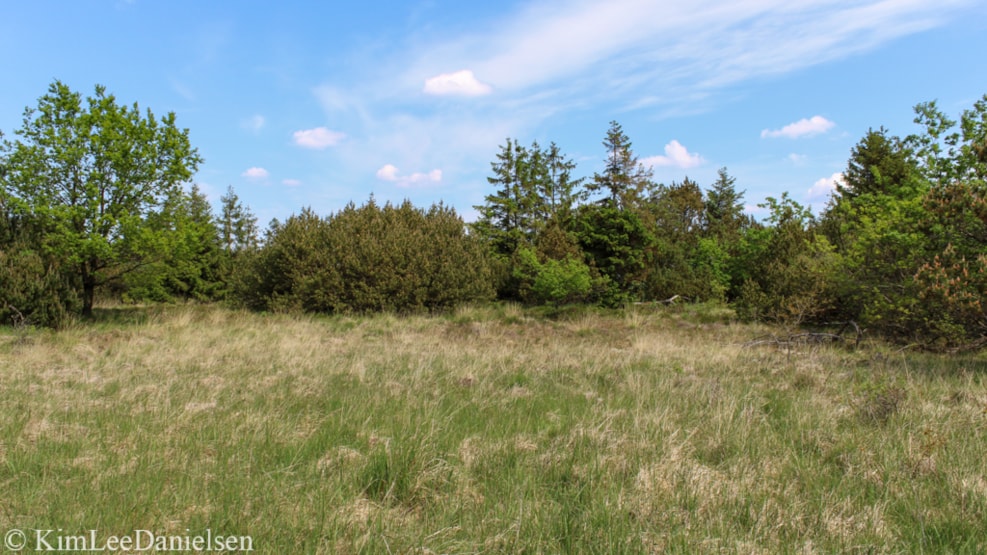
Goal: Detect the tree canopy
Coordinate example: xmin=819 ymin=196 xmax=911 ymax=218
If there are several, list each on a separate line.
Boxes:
xmin=0 ymin=81 xmax=202 ymax=317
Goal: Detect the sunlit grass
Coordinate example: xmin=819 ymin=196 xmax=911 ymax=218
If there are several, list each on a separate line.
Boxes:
xmin=0 ymin=303 xmax=985 ymax=553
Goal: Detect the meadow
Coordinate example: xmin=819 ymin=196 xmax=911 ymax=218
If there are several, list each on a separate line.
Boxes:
xmin=0 ymin=303 xmax=985 ymax=553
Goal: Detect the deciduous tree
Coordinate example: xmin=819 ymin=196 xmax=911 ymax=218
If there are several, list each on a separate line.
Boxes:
xmin=0 ymin=81 xmax=202 ymax=317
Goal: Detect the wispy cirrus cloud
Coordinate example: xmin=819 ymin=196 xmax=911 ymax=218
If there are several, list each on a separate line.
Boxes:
xmin=310 ymin=0 xmax=972 ymax=209
xmin=762 ymin=116 xmax=836 ymax=139
xmin=404 ymin=0 xmax=970 ymax=107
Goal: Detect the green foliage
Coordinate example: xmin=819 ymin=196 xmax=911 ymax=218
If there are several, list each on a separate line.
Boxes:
xmin=912 ymin=181 xmax=987 ymax=348
xmin=733 ymin=194 xmax=839 ymax=325
xmin=821 ymin=96 xmax=987 ymax=347
xmin=572 ymin=203 xmax=654 ymax=305
xmin=693 ymin=237 xmax=731 ymax=301
xmin=236 ymin=207 xmax=334 ymax=313
xmin=472 ymin=139 xmax=584 ymax=260
xmin=906 ymin=96 xmax=987 ymax=185
xmin=586 ymin=120 xmax=654 ymax=209
xmin=840 ymin=127 xmax=918 ymax=201
xmin=216 ymin=186 xmax=260 ymax=306
xmin=533 ymin=258 xmax=592 ymax=306
xmin=0 ymin=197 xmax=80 ymax=328
xmin=915 ymin=246 xmax=987 ymax=348
xmin=472 ymin=139 xmax=585 ymax=300
xmin=644 ymin=178 xmax=713 ymax=301
xmin=239 ymin=200 xmax=494 ymax=314
xmin=472 ymin=139 xmax=536 ymax=257
xmin=832 ymin=191 xmax=932 ymax=339
xmin=220 ymin=185 xmax=259 ymax=255
xmin=704 ymin=167 xmax=749 ymax=240
xmin=630 ymin=168 xmax=750 ymax=304
xmin=122 ymin=185 xmax=227 ymax=303
xmin=512 ymin=247 xmax=592 ymax=306
xmin=0 ymin=243 xmax=79 ymax=329
xmin=0 ymin=81 xmax=202 ymax=317
xmin=328 ymin=200 xmax=494 ymax=312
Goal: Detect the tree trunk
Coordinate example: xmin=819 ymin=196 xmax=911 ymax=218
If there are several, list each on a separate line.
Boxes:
xmin=81 ymin=263 xmax=95 ymax=319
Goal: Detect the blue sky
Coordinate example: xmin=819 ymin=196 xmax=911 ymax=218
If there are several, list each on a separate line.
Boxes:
xmin=2 ymin=0 xmax=986 ymax=226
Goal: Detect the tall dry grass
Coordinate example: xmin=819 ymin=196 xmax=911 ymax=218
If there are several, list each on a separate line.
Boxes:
xmin=0 ymin=303 xmax=984 ymax=553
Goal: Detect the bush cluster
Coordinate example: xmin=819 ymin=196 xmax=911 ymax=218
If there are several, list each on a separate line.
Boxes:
xmin=238 ymin=200 xmax=494 ymax=314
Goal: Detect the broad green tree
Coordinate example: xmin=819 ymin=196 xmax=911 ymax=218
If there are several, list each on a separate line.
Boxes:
xmin=819 ymin=96 xmax=987 ymax=346
xmin=0 ymin=81 xmax=202 ymax=317
xmin=906 ymin=98 xmax=987 ymax=185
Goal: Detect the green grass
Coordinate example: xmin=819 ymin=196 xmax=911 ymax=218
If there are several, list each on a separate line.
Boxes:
xmin=0 ymin=303 xmax=985 ymax=553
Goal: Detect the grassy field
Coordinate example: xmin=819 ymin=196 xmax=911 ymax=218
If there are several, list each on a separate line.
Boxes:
xmin=0 ymin=303 xmax=985 ymax=553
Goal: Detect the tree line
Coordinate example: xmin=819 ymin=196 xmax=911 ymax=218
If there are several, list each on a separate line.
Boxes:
xmin=1 ymin=81 xmax=985 ymax=350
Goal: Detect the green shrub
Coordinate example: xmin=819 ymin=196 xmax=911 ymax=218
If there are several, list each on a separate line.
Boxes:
xmin=513 ymin=247 xmax=592 ymax=305
xmin=0 ymin=247 xmax=78 ymax=329
xmin=236 ymin=200 xmax=494 ymax=314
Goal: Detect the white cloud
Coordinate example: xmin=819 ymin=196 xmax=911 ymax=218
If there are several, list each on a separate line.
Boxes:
xmin=401 ymin=0 xmax=969 ymax=106
xmin=376 ymin=164 xmax=399 ymax=181
xmin=762 ymin=116 xmax=836 ymax=139
xmin=788 ymin=153 xmax=808 ymax=165
xmin=293 ymin=127 xmax=346 ymax=149
xmin=282 ymin=178 xmax=302 ymax=187
xmin=808 ymin=172 xmax=845 ymax=201
xmin=423 ymin=69 xmax=493 ymax=96
xmin=241 ymin=167 xmax=269 ymax=179
xmin=241 ymin=114 xmax=265 ymax=133
xmin=376 ymin=164 xmax=443 ymax=187
xmin=641 ymin=140 xmax=704 ymax=169
xmin=306 ymin=0 xmax=971 ymax=217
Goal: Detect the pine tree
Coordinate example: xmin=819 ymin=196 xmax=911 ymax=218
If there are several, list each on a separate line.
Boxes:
xmin=472 ymin=139 xmax=537 ymax=256
xmin=220 ymin=186 xmax=259 ymax=254
xmin=841 ymin=128 xmax=917 ymax=199
xmin=539 ymin=141 xmax=585 ymax=225
xmin=704 ymin=167 xmax=748 ymax=239
xmin=587 ymin=121 xmax=653 ymax=210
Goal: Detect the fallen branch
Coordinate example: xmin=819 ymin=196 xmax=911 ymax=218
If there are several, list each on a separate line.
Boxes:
xmin=632 ymin=295 xmax=689 ymax=307
xmin=743 ymin=324 xmax=861 ymax=350
xmin=5 ymin=303 xmax=27 ymax=329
